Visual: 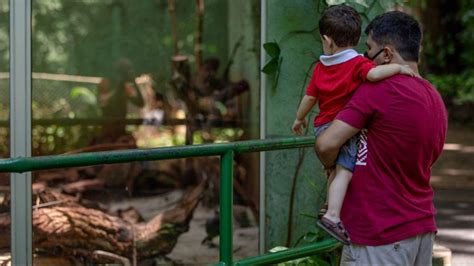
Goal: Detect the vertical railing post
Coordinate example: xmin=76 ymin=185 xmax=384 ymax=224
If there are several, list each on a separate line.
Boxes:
xmin=10 ymin=0 xmax=32 ymax=264
xmin=220 ymin=150 xmax=234 ymax=265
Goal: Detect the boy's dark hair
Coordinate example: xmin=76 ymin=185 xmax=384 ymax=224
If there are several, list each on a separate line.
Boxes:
xmin=319 ymin=4 xmax=361 ymax=47
xmin=365 ymin=11 xmax=422 ymax=62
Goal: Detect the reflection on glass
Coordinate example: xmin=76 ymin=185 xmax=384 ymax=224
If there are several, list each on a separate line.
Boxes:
xmin=32 ymin=0 xmax=259 ymax=263
xmin=0 ymin=0 xmax=10 ymax=262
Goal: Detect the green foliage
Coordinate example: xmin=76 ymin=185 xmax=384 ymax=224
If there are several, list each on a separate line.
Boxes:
xmin=262 ymin=42 xmax=283 ymax=94
xmin=459 ymin=0 xmax=474 ymax=68
xmin=23 ymin=1 xmax=229 ymax=79
xmin=70 ymin=86 xmax=100 ymax=117
xmin=427 ymin=72 xmax=474 ymax=105
xmin=408 ymin=0 xmax=474 ymax=116
xmin=268 ymin=171 xmax=342 ymax=266
xmin=0 ymin=0 xmax=8 ymax=72
xmin=262 ymin=55 xmax=280 ymax=75
xmin=263 ymin=42 xmax=281 ymax=59
xmin=269 ymin=226 xmax=341 ymax=266
xmin=269 ymin=245 xmax=331 ymax=266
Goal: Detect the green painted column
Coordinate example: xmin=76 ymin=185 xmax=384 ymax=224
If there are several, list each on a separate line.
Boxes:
xmin=220 ymin=150 xmax=234 ymax=265
xmin=263 ymin=0 xmax=327 ymax=250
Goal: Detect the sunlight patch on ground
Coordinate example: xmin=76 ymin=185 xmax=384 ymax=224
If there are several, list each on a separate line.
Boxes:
xmin=444 ymin=143 xmax=474 ymax=153
xmin=436 ymin=169 xmax=474 ymax=176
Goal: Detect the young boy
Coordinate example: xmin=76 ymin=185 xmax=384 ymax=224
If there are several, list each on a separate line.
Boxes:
xmin=292 ymin=4 xmax=414 ymax=245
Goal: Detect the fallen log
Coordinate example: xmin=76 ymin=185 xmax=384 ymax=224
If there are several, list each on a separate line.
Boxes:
xmin=0 ymin=180 xmax=205 ymax=262
xmin=61 ymin=179 xmax=105 ymax=194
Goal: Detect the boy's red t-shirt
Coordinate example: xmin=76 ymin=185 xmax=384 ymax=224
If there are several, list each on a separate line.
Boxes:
xmin=336 ymin=75 xmax=448 ymax=245
xmin=306 ymin=55 xmax=375 ymax=126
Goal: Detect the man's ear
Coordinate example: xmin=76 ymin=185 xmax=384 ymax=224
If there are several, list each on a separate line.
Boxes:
xmin=382 ymin=46 xmax=395 ymax=64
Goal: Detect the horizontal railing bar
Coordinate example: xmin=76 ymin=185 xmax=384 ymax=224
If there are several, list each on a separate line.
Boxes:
xmin=233 ymin=239 xmax=341 ymax=265
xmin=0 ymin=136 xmax=315 ymax=173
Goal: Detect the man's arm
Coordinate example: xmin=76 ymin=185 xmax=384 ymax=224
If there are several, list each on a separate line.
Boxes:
xmin=315 ymin=119 xmax=360 ymax=169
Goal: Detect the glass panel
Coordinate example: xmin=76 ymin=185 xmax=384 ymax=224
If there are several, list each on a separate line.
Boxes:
xmin=0 ymin=0 xmax=10 ymax=262
xmin=31 ymin=0 xmax=259 ymax=264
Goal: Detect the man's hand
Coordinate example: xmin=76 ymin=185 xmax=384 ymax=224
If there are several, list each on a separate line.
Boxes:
xmin=292 ymin=118 xmax=307 ymax=135
xmin=399 ymin=65 xmax=415 ymax=77
xmin=315 ymin=120 xmax=360 ymax=169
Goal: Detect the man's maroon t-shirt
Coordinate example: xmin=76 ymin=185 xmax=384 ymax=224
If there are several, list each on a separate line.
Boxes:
xmin=336 ymin=75 xmax=448 ymax=246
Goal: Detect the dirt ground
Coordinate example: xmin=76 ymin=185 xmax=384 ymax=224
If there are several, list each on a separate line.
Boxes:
xmin=96 ymin=187 xmax=259 ymax=265
xmin=109 ymin=190 xmax=259 ymax=265
xmin=167 ymin=205 xmax=258 ymax=264
xmin=430 ymin=124 xmax=474 ymax=266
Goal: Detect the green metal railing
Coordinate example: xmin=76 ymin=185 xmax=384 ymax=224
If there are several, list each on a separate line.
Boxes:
xmin=0 ymin=136 xmax=340 ymax=265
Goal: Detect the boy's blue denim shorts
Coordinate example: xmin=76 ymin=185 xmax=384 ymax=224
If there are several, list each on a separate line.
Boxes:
xmin=314 ymin=122 xmax=358 ymax=172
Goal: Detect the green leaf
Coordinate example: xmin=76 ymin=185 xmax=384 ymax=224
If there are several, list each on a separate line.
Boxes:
xmin=70 ymin=86 xmax=97 ymax=105
xmin=262 ymin=57 xmax=279 ymax=74
xmin=269 ymin=246 xmax=289 ymax=253
xmin=310 ymin=255 xmax=331 ymax=266
xmin=263 ymin=42 xmax=280 ymax=58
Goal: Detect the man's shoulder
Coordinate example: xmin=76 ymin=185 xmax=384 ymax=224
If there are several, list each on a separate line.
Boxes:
xmin=380 ymin=75 xmax=436 ymax=90
xmin=354 ymin=75 xmax=399 ymax=98
xmin=360 ymin=74 xmax=412 ymax=88
xmin=358 ymin=75 xmax=439 ymax=98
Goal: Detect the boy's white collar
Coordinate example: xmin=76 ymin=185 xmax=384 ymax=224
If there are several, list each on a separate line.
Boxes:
xmin=319 ymin=49 xmax=360 ymax=66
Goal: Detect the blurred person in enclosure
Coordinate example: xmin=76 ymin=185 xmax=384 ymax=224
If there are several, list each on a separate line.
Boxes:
xmin=93 ymin=58 xmax=145 ymax=144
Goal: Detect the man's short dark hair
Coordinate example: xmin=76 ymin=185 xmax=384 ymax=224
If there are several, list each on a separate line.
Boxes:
xmin=365 ymin=11 xmax=422 ymax=62
xmin=319 ymin=4 xmax=361 ymax=47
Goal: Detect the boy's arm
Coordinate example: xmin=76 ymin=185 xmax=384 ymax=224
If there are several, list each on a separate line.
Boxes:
xmin=366 ymin=64 xmax=415 ymax=82
xmin=292 ymin=95 xmax=317 ymax=135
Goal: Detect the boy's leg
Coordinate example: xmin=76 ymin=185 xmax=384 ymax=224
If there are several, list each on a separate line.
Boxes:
xmin=325 ymin=169 xmax=336 ymax=205
xmin=317 ymin=132 xmax=357 ymax=244
xmin=313 ymin=122 xmax=334 ymax=218
xmin=317 ymin=165 xmax=352 ymax=245
xmin=319 ymin=169 xmax=336 ymax=218
xmin=323 ymin=165 xmax=352 ymax=223
xmin=326 ymin=168 xmax=336 ymax=189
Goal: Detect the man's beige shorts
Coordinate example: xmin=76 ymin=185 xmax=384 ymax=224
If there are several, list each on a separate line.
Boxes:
xmin=340 ymin=233 xmax=435 ymax=266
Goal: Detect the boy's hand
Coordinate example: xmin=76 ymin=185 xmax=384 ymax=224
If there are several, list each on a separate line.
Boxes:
xmin=292 ymin=118 xmax=307 ymax=135
xmin=399 ymin=65 xmax=416 ymax=77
